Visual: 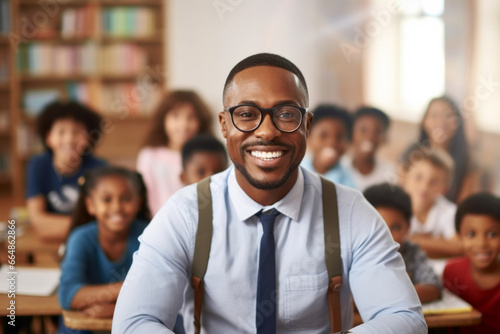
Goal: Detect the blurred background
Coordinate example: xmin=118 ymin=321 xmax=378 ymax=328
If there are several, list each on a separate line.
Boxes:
xmin=1 ymin=0 xmax=499 ymax=218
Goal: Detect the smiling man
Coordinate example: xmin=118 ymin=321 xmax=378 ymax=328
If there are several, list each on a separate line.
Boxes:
xmin=113 ymin=53 xmax=426 ymax=334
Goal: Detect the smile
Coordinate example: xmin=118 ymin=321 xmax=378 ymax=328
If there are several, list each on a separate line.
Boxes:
xmin=250 ymin=150 xmax=284 ymax=160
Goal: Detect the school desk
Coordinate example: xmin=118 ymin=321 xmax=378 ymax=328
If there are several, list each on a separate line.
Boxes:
xmin=62 ymin=310 xmax=113 ymax=331
xmin=353 ymin=308 xmax=482 ymax=328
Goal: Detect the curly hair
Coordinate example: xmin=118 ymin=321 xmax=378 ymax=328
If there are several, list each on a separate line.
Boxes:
xmin=37 ymin=100 xmax=103 ymax=152
xmin=363 ymin=183 xmax=413 ymax=223
xmin=455 ymin=192 xmax=500 ymax=232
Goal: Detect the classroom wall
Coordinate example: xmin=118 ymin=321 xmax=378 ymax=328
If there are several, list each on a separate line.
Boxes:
xmin=166 ymin=0 xmax=366 ymax=125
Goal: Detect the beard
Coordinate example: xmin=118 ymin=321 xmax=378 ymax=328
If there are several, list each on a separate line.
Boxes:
xmin=231 ymin=140 xmax=300 ymax=190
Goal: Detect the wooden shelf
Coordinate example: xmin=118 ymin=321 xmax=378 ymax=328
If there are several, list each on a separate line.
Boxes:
xmin=0 ymin=82 xmax=9 ymax=90
xmin=100 ymin=0 xmax=162 ymax=6
xmin=0 ymin=36 xmax=9 ymax=45
xmin=101 ymin=35 xmax=162 ymax=43
xmin=20 ymin=74 xmax=95 ymax=82
xmin=19 ymin=0 xmax=93 ymax=5
xmin=0 ymin=171 xmax=12 ymax=184
xmin=25 ymin=36 xmax=96 ymax=43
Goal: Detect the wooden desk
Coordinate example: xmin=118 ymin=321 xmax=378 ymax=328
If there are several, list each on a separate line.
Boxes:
xmin=0 ymin=293 xmax=61 ymax=316
xmin=425 ymin=309 xmax=482 ymax=328
xmin=63 ymin=310 xmax=112 ymax=331
xmin=353 ymin=309 xmax=482 ymax=329
xmin=15 ymin=226 xmax=62 ymax=262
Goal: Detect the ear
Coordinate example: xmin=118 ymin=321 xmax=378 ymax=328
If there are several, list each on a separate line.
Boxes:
xmin=304 ymin=112 xmax=314 ymax=137
xmin=219 ymin=111 xmax=229 ymax=139
xmin=85 ymin=197 xmax=96 ymax=216
xmin=180 ymin=171 xmax=187 ymax=185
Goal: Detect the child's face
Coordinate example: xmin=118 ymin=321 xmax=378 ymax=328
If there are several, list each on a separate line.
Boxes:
xmin=376 ymin=206 xmax=409 ymax=245
xmin=423 ymin=100 xmax=458 ymax=146
xmin=164 ymin=103 xmax=201 ymax=151
xmin=352 ymin=115 xmax=386 ymax=158
xmin=46 ymin=118 xmax=89 ymax=161
xmin=180 ymin=152 xmax=227 ymax=185
xmin=85 ymin=176 xmax=141 ymax=234
xmin=403 ymin=160 xmax=448 ymax=208
xmin=459 ymin=214 xmax=500 ymax=272
xmin=307 ymin=118 xmax=349 ymax=166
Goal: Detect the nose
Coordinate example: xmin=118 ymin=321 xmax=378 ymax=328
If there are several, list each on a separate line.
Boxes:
xmin=254 ymin=114 xmax=281 ymax=141
xmin=473 ymin=234 xmax=487 ymax=248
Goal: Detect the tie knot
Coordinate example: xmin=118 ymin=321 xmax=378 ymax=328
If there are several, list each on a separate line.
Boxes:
xmin=258 ymin=209 xmax=280 ymax=234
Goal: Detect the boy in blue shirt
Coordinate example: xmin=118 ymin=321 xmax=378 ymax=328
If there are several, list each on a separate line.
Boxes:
xmin=26 ymin=100 xmax=106 ymax=242
xmin=301 ymin=104 xmax=356 ymax=188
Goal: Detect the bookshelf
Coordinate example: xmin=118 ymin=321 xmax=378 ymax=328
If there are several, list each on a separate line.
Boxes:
xmin=2 ymin=0 xmax=166 ymax=204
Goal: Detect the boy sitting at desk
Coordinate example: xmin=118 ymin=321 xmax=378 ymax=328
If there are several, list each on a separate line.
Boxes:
xmin=443 ymin=193 xmax=500 ymax=334
xmin=364 ymin=183 xmax=442 ymax=303
xmin=26 ymin=100 xmax=106 ymax=242
xmin=401 ymin=145 xmax=462 ymax=259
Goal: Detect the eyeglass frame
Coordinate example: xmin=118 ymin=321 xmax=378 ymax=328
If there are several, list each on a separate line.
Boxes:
xmin=224 ymin=104 xmax=308 ymax=133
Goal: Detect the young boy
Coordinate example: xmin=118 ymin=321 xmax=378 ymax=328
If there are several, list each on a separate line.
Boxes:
xmin=180 ymin=134 xmax=228 ymax=185
xmin=343 ymin=107 xmax=396 ymax=191
xmin=301 ymin=104 xmax=356 ymax=188
xmin=364 ymin=183 xmax=442 ymax=303
xmin=443 ymin=193 xmax=500 ymax=334
xmin=26 ymin=100 xmax=106 ymax=242
xmin=401 ymin=145 xmax=462 ymax=258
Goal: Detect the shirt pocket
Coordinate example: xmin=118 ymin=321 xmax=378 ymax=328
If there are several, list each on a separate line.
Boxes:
xmin=284 ymin=270 xmax=329 ymax=330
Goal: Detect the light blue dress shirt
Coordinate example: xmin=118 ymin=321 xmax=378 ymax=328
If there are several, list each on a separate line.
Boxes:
xmin=113 ymin=166 xmax=426 ymax=334
xmin=301 ymin=155 xmax=357 ymax=189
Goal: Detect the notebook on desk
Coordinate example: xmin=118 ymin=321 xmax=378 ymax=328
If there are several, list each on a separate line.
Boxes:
xmin=422 ymin=289 xmax=473 ymax=315
xmin=0 ymin=266 xmax=61 ymax=297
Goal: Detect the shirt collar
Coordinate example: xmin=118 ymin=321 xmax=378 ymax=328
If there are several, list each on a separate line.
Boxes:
xmin=228 ymin=167 xmax=305 ymax=222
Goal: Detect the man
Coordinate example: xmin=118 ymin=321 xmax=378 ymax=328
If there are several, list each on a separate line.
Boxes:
xmin=113 ymin=53 xmax=426 ymax=333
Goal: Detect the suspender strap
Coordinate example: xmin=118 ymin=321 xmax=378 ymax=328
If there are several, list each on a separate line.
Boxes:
xmin=320 ymin=177 xmax=343 ymax=333
xmin=191 ymin=177 xmax=213 ymax=334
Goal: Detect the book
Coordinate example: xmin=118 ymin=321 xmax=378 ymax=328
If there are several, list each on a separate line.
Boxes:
xmin=23 ymin=89 xmax=60 ymax=116
xmin=422 ymin=289 xmax=473 ymax=315
xmin=0 ymin=266 xmax=61 ymax=297
xmin=0 ymin=0 xmax=10 ymax=34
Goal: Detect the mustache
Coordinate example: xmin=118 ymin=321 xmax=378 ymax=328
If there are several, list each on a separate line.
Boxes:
xmin=240 ymin=140 xmax=294 ymax=151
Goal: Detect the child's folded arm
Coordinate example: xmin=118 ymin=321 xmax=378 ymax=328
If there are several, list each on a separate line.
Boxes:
xmin=27 ymin=195 xmax=71 ymax=242
xmin=70 ymin=282 xmax=123 ymax=310
xmin=409 ymin=234 xmax=463 ymax=258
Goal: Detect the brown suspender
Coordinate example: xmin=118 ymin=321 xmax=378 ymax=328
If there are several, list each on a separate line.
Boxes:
xmin=191 ymin=176 xmax=342 ymax=333
xmin=320 ymin=177 xmax=343 ymax=333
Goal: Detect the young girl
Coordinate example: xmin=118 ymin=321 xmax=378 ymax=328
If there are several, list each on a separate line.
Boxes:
xmin=58 ymin=166 xmax=150 ymax=333
xmin=400 ymin=96 xmax=476 ymax=203
xmin=136 ymin=90 xmax=213 ymax=215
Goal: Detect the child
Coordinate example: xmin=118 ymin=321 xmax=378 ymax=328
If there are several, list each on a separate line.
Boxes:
xmin=401 ymin=145 xmax=462 ymax=258
xmin=343 ymin=107 xmax=396 ymax=191
xmin=26 ymin=100 xmax=106 ymax=242
xmin=364 ymin=183 xmax=442 ymax=303
xmin=137 ymin=90 xmax=213 ymax=215
xmin=58 ymin=166 xmax=150 ymax=333
xmin=443 ymin=193 xmax=500 ymax=334
xmin=180 ymin=134 xmax=228 ymax=186
xmin=401 ymin=96 xmax=476 ymax=203
xmin=301 ymin=104 xmax=356 ymax=188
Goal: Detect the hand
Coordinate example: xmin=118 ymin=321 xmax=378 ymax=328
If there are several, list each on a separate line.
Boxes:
xmin=82 ymin=303 xmax=116 ymax=318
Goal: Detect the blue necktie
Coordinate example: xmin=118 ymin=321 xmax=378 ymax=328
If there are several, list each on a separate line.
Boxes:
xmin=256 ymin=209 xmax=280 ymax=334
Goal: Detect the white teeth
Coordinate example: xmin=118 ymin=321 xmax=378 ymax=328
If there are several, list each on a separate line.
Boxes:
xmin=250 ymin=151 xmax=284 ymax=160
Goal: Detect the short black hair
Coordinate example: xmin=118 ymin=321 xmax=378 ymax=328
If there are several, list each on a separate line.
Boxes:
xmin=181 ymin=134 xmax=228 ymax=169
xmin=455 ymin=192 xmax=500 ymax=232
xmin=223 ymin=53 xmax=308 ymax=103
xmin=353 ymin=106 xmax=390 ymax=129
xmin=37 ymin=100 xmax=103 ymax=151
xmin=311 ymin=104 xmax=353 ymax=140
xmin=363 ymin=183 xmax=413 ymax=223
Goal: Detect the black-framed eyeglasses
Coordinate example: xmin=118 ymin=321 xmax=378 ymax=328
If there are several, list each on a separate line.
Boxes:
xmin=224 ymin=104 xmax=307 ymax=133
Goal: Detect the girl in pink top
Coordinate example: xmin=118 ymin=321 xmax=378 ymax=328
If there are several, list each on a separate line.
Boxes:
xmin=137 ymin=90 xmax=213 ymax=214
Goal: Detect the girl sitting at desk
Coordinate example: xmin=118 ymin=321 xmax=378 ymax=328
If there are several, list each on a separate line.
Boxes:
xmin=58 ymin=166 xmax=150 ymax=333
